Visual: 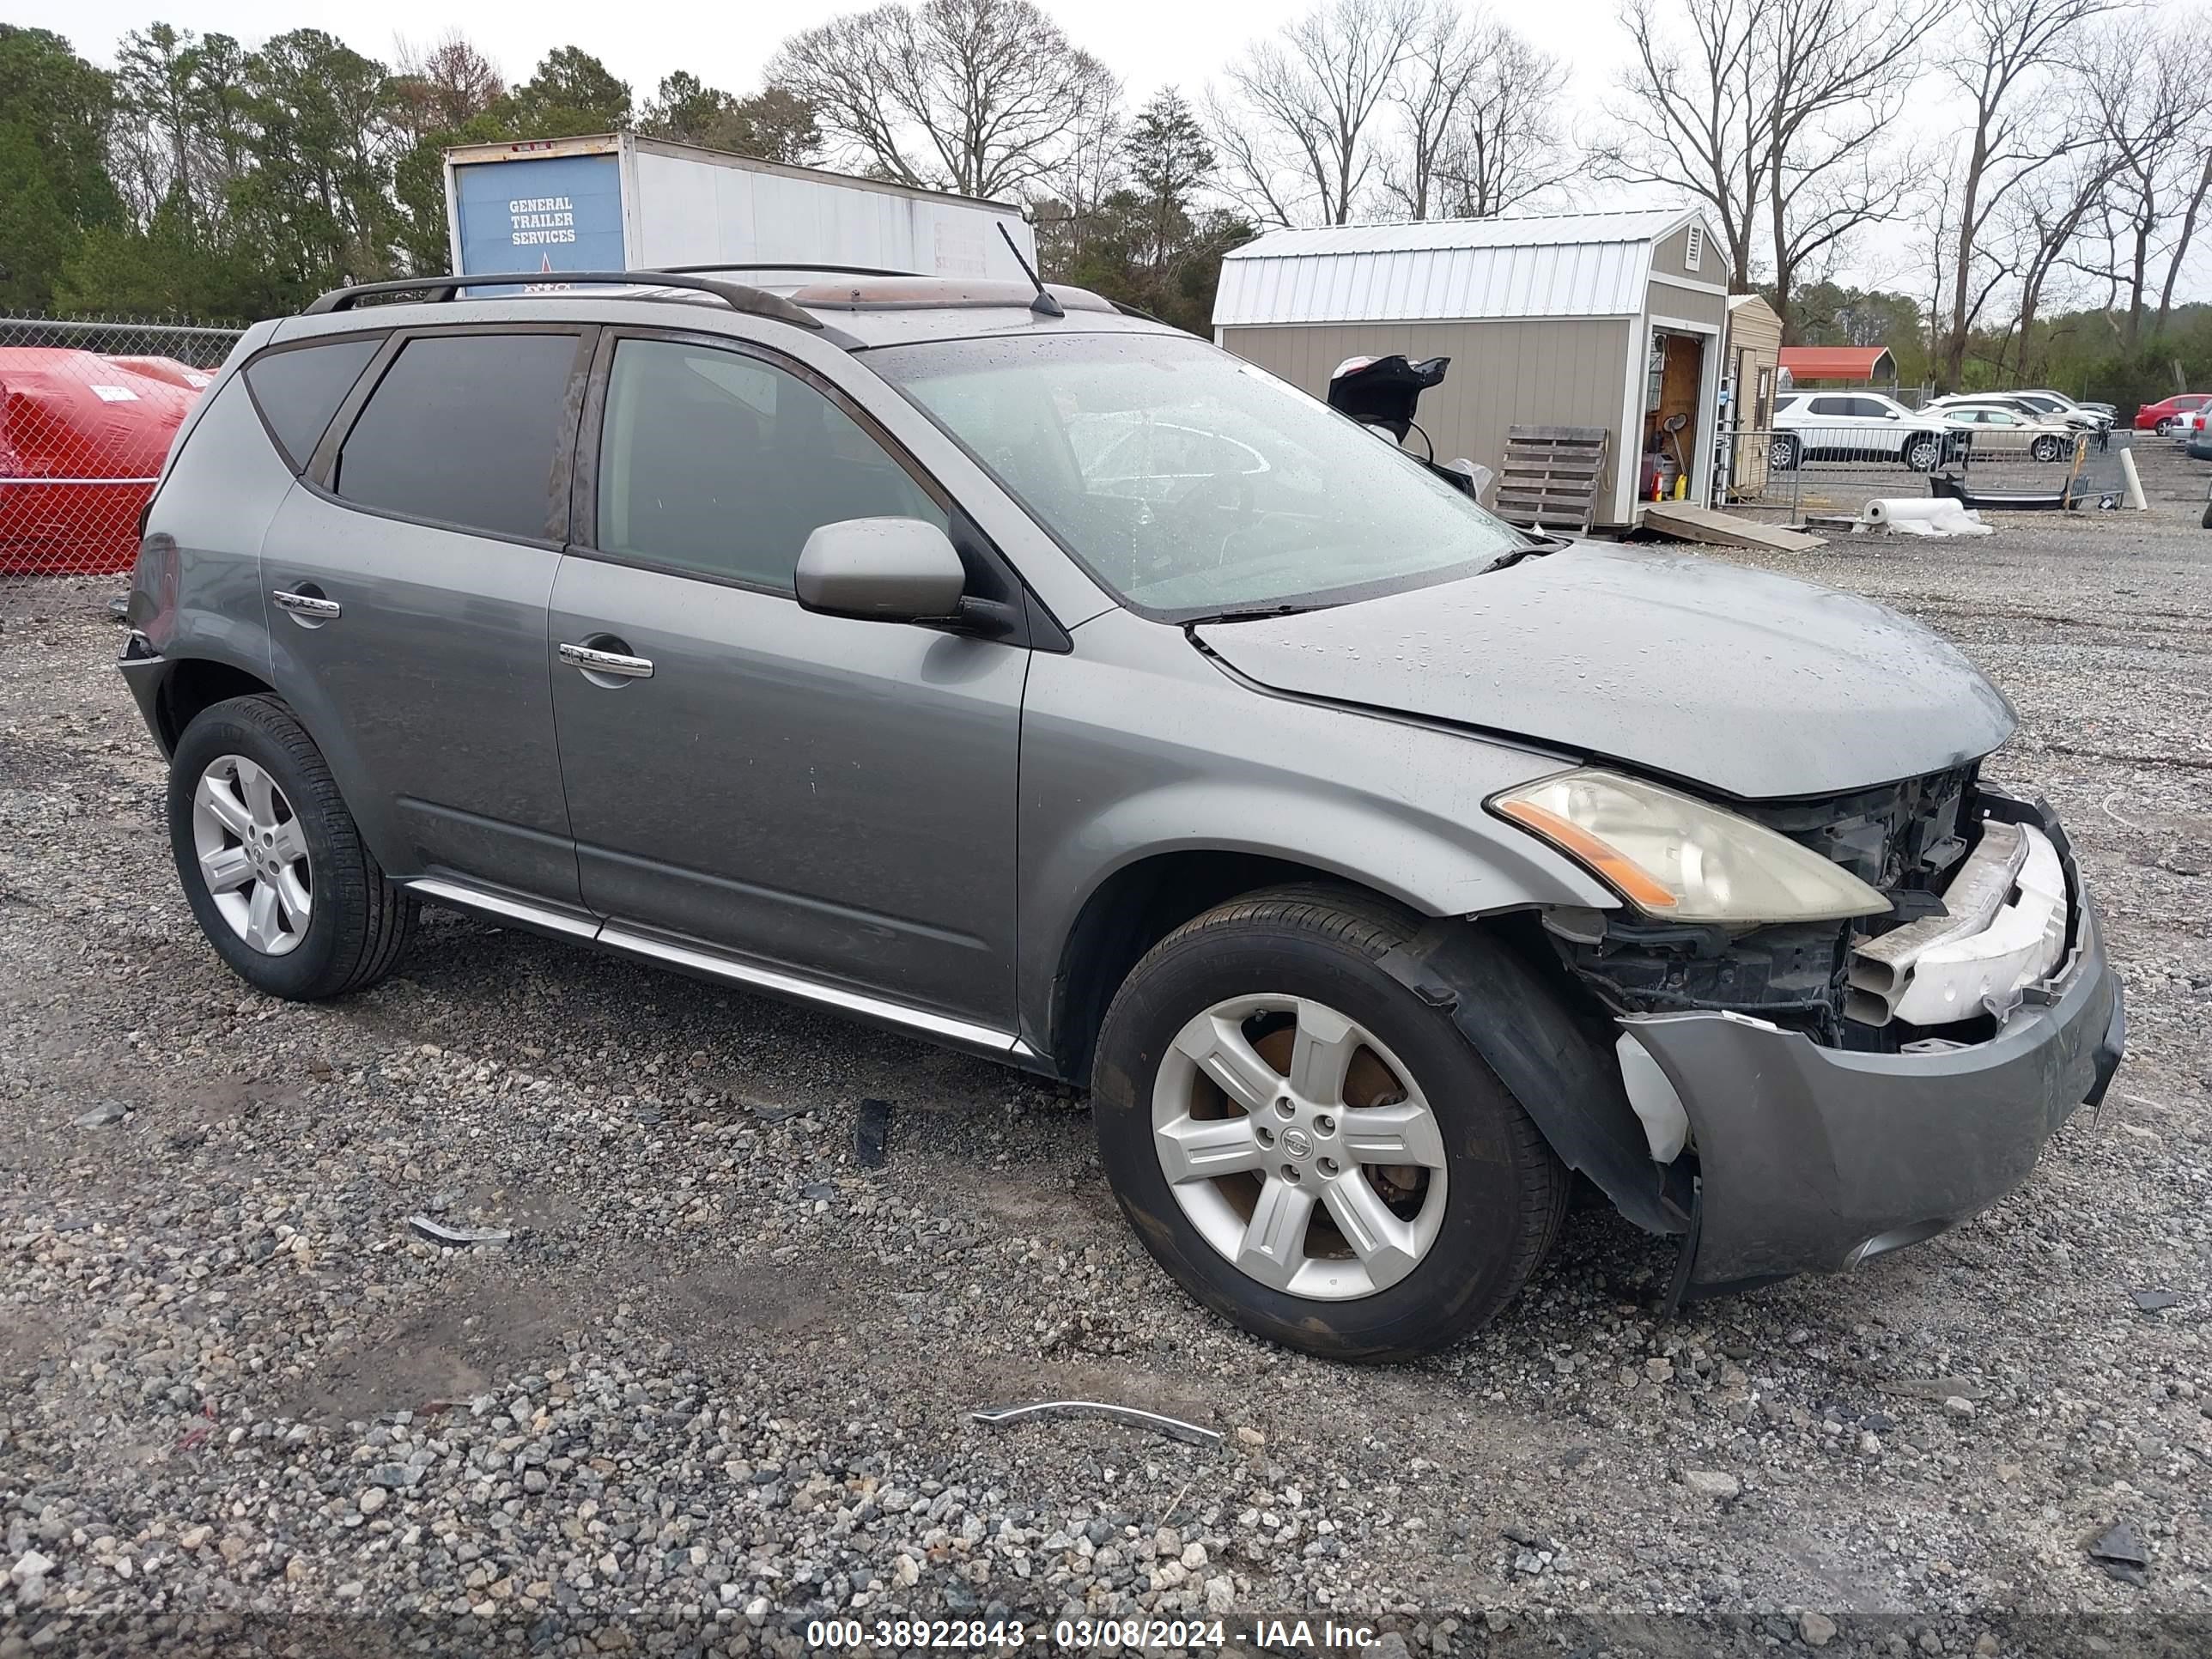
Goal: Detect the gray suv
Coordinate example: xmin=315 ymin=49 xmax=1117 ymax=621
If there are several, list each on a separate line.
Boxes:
xmin=120 ymin=269 xmax=2124 ymax=1359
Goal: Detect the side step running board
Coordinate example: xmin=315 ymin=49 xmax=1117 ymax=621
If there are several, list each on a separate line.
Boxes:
xmin=407 ymin=878 xmax=1031 ymax=1058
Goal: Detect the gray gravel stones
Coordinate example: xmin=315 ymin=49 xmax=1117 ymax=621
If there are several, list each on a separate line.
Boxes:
xmin=4 ymin=453 xmax=2212 ymax=1650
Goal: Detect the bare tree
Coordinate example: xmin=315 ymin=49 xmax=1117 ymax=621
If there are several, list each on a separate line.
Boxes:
xmin=1382 ymin=0 xmax=1478 ymax=220
xmin=1381 ymin=3 xmax=1569 ymax=220
xmin=2156 ymin=143 xmax=2212 ymax=337
xmin=1431 ymin=23 xmax=1571 ymax=217
xmin=1589 ymin=0 xmax=1765 ymax=295
xmin=1030 ymin=88 xmax=1125 ymax=273
xmin=769 ymin=0 xmax=1119 ymax=200
xmin=1212 ymin=0 xmax=1422 ymax=227
xmin=1593 ymin=0 xmax=1935 ymax=331
xmin=391 ymin=32 xmax=505 ymax=141
xmin=1994 ymin=124 xmax=2123 ymax=378
xmin=1756 ymin=0 xmax=1933 ymax=333
xmin=2075 ymin=23 xmax=2212 ymax=346
xmin=1932 ymin=0 xmax=2113 ymax=389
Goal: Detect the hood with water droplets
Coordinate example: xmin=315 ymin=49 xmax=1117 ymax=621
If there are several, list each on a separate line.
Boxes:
xmin=1194 ymin=542 xmax=2017 ymax=800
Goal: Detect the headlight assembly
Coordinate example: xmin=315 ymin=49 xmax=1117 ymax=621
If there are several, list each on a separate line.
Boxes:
xmin=1490 ymin=769 xmax=1891 ymax=925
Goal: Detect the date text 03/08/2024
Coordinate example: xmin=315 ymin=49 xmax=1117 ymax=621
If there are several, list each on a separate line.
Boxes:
xmin=803 ymin=1618 xmax=1389 ymax=1650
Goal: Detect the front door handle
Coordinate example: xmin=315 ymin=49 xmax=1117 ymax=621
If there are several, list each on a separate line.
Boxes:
xmin=271 ymin=588 xmax=342 ymax=623
xmin=558 ymin=641 xmax=655 ymax=680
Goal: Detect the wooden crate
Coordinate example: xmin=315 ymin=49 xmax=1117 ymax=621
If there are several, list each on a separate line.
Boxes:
xmin=1493 ymin=425 xmax=1609 ymax=532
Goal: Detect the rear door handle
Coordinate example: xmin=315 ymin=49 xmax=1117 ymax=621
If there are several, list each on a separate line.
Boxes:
xmin=271 ymin=588 xmax=342 ymax=622
xmin=558 ymin=641 xmax=654 ymax=680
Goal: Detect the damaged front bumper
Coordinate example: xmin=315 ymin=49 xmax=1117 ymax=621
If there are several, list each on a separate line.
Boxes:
xmin=1620 ymin=797 xmax=2124 ymax=1294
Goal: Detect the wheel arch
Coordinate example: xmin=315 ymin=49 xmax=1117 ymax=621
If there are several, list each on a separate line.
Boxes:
xmin=1045 ymin=850 xmax=1389 ymax=1089
xmin=155 ymin=657 xmax=279 ymax=752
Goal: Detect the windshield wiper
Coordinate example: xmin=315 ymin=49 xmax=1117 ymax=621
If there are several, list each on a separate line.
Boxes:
xmin=1181 ymin=601 xmax=1328 ymax=624
xmin=1482 ymin=532 xmax=1572 ymax=573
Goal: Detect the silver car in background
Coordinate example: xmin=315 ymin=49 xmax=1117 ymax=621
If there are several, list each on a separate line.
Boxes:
xmin=118 ymin=269 xmax=2124 ymax=1359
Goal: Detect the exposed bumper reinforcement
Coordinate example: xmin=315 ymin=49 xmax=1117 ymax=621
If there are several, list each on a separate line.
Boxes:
xmin=1626 ymin=800 xmax=2123 ymax=1293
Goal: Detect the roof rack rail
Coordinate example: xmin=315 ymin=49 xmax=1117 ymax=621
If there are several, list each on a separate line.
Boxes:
xmin=300 ymin=270 xmax=823 ymax=330
xmin=652 ymin=262 xmax=917 ymax=279
xmin=1109 ymin=299 xmax=1188 ymax=333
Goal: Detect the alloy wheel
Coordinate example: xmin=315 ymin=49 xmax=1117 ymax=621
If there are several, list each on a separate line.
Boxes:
xmin=1151 ymin=994 xmax=1449 ymax=1300
xmin=191 ymin=754 xmax=312 ymax=956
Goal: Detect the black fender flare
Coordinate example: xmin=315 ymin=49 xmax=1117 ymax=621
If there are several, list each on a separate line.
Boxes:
xmin=1375 ymin=919 xmax=1690 ymax=1238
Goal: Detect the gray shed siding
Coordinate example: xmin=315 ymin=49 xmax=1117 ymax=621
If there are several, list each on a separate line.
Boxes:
xmin=1218 ymin=316 xmax=1634 ymax=522
xmin=1650 ymin=222 xmax=1718 ymax=288
xmin=1644 ymin=275 xmax=1729 ymax=331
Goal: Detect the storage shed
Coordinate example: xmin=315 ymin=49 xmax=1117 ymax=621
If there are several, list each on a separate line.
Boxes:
xmin=1721 ymin=293 xmax=1784 ymax=499
xmin=1212 ymin=208 xmax=1729 ymax=529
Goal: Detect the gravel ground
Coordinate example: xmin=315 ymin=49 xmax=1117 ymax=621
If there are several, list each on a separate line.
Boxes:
xmin=3 ymin=450 xmax=2209 ymax=1658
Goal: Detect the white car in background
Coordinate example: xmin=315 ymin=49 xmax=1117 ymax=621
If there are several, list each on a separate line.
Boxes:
xmin=1928 ymin=390 xmax=2104 ymax=435
xmin=2014 ymin=389 xmax=2112 ymax=432
xmin=1930 ymin=401 xmax=2077 ymax=463
xmin=1769 ymin=391 xmax=1960 ymax=471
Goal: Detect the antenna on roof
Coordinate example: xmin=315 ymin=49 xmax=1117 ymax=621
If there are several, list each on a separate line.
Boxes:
xmin=997 ymin=223 xmax=1064 ymax=319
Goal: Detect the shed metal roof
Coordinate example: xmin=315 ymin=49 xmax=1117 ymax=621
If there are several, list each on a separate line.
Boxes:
xmin=1778 ymin=346 xmax=1897 ymax=382
xmin=1212 ymin=209 xmax=1704 ymax=328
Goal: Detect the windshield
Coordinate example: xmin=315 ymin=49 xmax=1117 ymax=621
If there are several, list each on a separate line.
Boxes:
xmin=868 ymin=331 xmax=1529 ymax=620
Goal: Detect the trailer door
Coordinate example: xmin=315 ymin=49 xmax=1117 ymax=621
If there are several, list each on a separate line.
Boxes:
xmin=453 ymin=151 xmax=627 ymax=281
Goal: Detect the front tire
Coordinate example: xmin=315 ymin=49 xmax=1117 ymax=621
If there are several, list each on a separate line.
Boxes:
xmin=1091 ymin=887 xmax=1567 ymax=1361
xmin=1769 ymin=434 xmax=1802 ymax=471
xmin=168 ymin=695 xmax=415 ymax=1000
xmin=2032 ymin=434 xmax=2065 ymax=462
xmin=1901 ymin=433 xmax=1941 ymax=471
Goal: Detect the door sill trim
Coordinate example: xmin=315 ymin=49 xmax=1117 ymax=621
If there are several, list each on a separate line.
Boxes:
xmin=409 ymin=877 xmax=599 ymax=939
xmin=407 ymin=879 xmax=1028 ymax=1056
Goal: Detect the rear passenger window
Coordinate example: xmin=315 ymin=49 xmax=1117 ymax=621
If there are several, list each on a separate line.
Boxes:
xmin=594 ymin=337 xmax=945 ymax=592
xmin=335 ymin=332 xmax=580 ymax=540
xmin=244 ymin=337 xmax=380 ymax=471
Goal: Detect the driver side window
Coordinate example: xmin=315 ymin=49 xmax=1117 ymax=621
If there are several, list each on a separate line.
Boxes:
xmin=596 ymin=337 xmax=945 ymax=592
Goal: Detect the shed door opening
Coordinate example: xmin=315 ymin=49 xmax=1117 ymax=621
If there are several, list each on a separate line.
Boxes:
xmin=1641 ymin=328 xmax=1706 ymax=501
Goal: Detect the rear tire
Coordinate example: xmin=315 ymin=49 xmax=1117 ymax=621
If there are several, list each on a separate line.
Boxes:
xmin=1091 ymin=886 xmax=1568 ymax=1361
xmin=168 ymin=695 xmax=415 ymax=1000
xmin=2154 ymin=418 xmax=2173 ymax=436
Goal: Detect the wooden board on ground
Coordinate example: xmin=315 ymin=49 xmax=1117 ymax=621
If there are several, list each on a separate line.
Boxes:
xmin=1641 ymin=502 xmax=1825 ymax=552
xmin=1495 ymin=424 xmax=1608 ymax=532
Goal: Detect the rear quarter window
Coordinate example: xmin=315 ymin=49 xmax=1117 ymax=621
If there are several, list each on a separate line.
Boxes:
xmin=242 ymin=336 xmax=382 ymax=471
xmin=332 ymin=331 xmax=583 ymax=542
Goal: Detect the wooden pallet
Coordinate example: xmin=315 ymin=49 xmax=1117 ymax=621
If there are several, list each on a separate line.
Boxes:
xmin=1493 ymin=425 xmax=1609 ymax=532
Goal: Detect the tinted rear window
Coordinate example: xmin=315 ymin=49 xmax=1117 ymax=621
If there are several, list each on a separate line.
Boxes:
xmin=244 ymin=337 xmax=380 ymax=470
xmin=335 ymin=332 xmax=580 ymax=540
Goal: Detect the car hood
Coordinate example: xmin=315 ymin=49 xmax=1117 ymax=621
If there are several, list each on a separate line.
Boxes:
xmin=1193 ymin=543 xmax=2017 ymax=799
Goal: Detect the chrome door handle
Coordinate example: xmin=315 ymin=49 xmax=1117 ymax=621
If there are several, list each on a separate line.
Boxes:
xmin=271 ymin=589 xmax=342 ymax=620
xmin=558 ymin=641 xmax=654 ymax=679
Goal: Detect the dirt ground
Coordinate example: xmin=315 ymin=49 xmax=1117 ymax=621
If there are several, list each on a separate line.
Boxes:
xmin=2 ymin=443 xmax=2209 ymax=1658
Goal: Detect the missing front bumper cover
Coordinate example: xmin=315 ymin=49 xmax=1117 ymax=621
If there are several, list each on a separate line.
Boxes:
xmin=1622 ymin=793 xmax=2124 ymax=1292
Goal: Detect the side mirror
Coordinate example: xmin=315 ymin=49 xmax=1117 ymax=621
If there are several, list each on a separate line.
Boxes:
xmin=796 ymin=518 xmax=965 ymax=623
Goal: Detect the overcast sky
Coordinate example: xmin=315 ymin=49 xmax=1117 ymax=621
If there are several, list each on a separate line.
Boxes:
xmin=18 ymin=0 xmax=2203 ymax=304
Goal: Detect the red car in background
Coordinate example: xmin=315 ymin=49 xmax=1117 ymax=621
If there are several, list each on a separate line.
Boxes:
xmin=2135 ymin=392 xmax=2211 ymax=434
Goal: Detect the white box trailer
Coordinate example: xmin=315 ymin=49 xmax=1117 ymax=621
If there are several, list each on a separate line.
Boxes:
xmin=441 ymin=131 xmax=1038 ymax=283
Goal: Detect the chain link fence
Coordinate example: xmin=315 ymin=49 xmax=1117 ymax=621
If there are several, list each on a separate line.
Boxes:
xmin=1 ymin=316 xmax=246 ymax=581
xmin=1714 ymin=419 xmax=2118 ymax=525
